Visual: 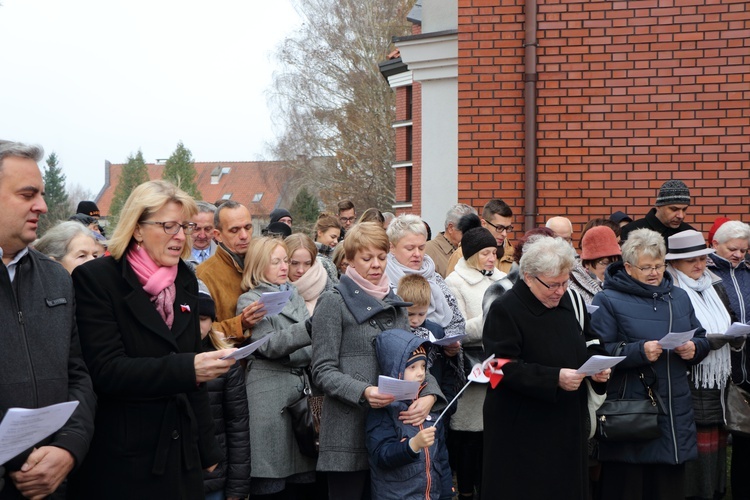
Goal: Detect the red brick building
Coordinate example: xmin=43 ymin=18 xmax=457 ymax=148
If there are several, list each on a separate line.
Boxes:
xmin=383 ymin=0 xmax=750 ymax=238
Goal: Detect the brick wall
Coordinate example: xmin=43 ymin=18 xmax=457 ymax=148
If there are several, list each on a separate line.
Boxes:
xmin=457 ymin=0 xmax=750 ymax=239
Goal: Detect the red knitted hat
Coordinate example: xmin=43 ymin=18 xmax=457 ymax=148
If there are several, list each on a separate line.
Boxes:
xmin=580 ymin=226 xmax=621 ymax=261
xmin=708 ymin=217 xmax=730 ymax=245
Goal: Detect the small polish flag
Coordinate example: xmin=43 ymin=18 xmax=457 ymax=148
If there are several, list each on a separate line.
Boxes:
xmin=481 ymin=355 xmax=512 ymax=389
xmin=180 ymin=304 xmax=191 ymax=313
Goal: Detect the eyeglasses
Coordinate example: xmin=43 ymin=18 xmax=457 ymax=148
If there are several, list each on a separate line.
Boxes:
xmin=630 ymin=263 xmax=666 ymax=274
xmin=339 ymin=216 xmax=356 ymax=224
xmin=139 ymin=221 xmax=197 ymax=235
xmin=534 ymin=275 xmax=571 ymax=291
xmin=484 ymin=219 xmax=513 ymax=234
xmin=595 ymin=257 xmax=620 ymax=268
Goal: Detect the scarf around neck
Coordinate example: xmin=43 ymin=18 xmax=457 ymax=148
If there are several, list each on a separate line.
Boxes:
xmin=671 ymin=267 xmax=731 ymax=389
xmin=386 ymin=253 xmax=452 ymax=327
xmin=294 ymin=259 xmax=327 ymax=315
xmin=345 ymin=265 xmax=390 ymax=300
xmin=127 ymin=243 xmax=178 ymax=329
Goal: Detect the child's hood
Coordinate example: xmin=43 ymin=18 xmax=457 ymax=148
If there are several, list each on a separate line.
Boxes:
xmin=375 ymin=328 xmax=430 ymax=379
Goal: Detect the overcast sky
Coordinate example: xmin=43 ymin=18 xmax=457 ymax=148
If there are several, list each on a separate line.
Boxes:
xmin=0 ymin=0 xmax=300 ymax=196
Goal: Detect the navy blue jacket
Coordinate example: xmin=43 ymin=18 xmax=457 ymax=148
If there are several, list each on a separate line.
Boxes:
xmin=366 ymin=329 xmax=448 ymax=500
xmin=591 ymin=262 xmax=710 ymax=464
xmin=708 ymin=254 xmax=750 ymax=388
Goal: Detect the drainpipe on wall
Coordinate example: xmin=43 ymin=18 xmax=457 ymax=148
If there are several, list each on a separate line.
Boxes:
xmin=523 ymin=0 xmax=538 ymax=231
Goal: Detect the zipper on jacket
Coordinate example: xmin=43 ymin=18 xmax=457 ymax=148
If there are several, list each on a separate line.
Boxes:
xmin=666 ymin=299 xmax=679 ymax=464
xmin=10 ymin=272 xmax=40 ymax=408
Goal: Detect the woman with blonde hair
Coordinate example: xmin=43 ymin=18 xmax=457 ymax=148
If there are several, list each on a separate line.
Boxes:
xmin=285 ymin=233 xmax=335 ymax=315
xmin=236 ymin=237 xmax=317 ymax=498
xmin=70 ymin=180 xmax=236 ymax=498
xmin=311 ymin=222 xmax=445 ymax=500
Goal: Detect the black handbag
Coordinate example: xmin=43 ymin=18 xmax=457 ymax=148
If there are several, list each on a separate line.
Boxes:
xmin=725 ymin=383 xmax=750 ymax=437
xmin=596 ymin=369 xmax=664 ymax=442
xmin=283 ymin=375 xmax=323 ymax=458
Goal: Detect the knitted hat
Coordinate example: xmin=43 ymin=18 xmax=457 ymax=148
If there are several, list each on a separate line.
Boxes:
xmin=462 ymin=227 xmax=498 ymax=261
xmin=665 ymin=230 xmax=715 ymax=260
xmin=609 ymin=211 xmax=632 ymax=225
xmin=655 ymin=180 xmax=690 ymax=207
xmin=708 ymin=217 xmax=731 ymax=244
xmin=197 ymin=281 xmax=216 ymax=321
xmin=76 ymin=200 xmax=101 ymax=217
xmin=406 ymin=345 xmax=427 ymax=368
xmin=270 ymin=208 xmax=292 ymax=224
xmin=580 ymin=226 xmax=621 ymax=261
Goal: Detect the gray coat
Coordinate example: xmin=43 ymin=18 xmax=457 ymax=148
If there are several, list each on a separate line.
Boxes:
xmin=236 ymin=283 xmax=315 ymax=479
xmin=311 ymin=275 xmax=445 ymax=472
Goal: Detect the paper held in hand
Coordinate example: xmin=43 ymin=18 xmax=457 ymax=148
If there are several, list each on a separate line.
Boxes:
xmin=221 ymin=334 xmax=272 ymax=361
xmin=723 ymin=322 xmax=750 ymax=338
xmin=0 ymin=401 xmax=79 ymax=465
xmin=257 ymin=290 xmax=293 ymax=317
xmin=576 ymin=355 xmax=626 ymax=376
xmin=658 ymin=329 xmax=697 ymax=349
xmin=427 ymin=333 xmax=467 ymax=346
xmin=377 ymin=375 xmax=421 ymax=402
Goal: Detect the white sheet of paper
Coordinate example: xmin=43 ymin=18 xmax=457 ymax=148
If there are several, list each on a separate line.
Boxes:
xmin=377 ymin=375 xmax=421 ymax=402
xmin=0 ymin=401 xmax=79 ymax=465
xmin=257 ymin=290 xmax=293 ymax=317
xmin=724 ymin=322 xmax=750 ymax=338
xmin=428 ymin=333 xmax=467 ymax=346
xmin=586 ymin=304 xmax=599 ymax=314
xmin=576 ymin=355 xmax=626 ymax=376
xmin=658 ymin=329 xmax=697 ymax=349
xmin=221 ymin=334 xmax=272 ymax=361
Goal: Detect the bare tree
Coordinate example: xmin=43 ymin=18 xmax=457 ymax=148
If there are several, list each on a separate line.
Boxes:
xmin=269 ymin=0 xmax=415 ymax=211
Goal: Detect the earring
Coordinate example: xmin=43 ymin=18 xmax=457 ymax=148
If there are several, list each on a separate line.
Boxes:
xmin=136 ymin=241 xmax=142 ymax=250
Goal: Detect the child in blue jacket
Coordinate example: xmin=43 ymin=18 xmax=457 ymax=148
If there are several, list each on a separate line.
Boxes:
xmin=366 ymin=328 xmax=449 ymax=500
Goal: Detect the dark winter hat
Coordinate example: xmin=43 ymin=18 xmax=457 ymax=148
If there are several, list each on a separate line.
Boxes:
xmin=270 ymin=208 xmax=292 ymax=224
xmin=406 ymin=345 xmax=427 ymax=368
xmin=457 ymin=212 xmax=482 ymax=234
xmin=580 ymin=226 xmax=621 ymax=261
xmin=76 ymin=200 xmax=101 ymax=218
xmin=462 ymin=227 xmax=497 ymax=261
xmin=265 ymin=221 xmax=292 ymax=238
xmin=655 ymin=180 xmax=691 ymax=207
xmin=69 ymin=213 xmax=97 ymax=227
xmin=708 ymin=217 xmax=731 ymax=244
xmin=198 ymin=290 xmax=216 ymax=321
xmin=609 ymin=211 xmax=632 ymax=225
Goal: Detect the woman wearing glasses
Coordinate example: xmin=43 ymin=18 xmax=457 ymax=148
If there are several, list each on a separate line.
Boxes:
xmin=481 ymin=235 xmax=610 ymax=500
xmin=70 ymin=180 xmax=236 ymax=499
xmin=590 ymin=228 xmax=710 ymax=500
xmin=569 ymin=225 xmax=622 ymax=304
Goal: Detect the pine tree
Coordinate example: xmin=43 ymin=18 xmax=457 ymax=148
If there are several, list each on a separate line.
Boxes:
xmin=109 ymin=150 xmax=150 ymax=228
xmin=290 ymin=187 xmax=321 ymax=235
xmin=39 ymin=152 xmax=70 ymax=235
xmin=163 ymin=141 xmax=200 ymax=199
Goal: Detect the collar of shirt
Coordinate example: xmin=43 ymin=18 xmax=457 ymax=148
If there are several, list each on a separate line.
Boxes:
xmin=2 ymin=246 xmax=30 ymax=282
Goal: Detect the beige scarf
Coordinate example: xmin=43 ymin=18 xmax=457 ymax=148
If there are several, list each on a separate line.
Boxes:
xmin=294 ymin=260 xmax=328 ymax=316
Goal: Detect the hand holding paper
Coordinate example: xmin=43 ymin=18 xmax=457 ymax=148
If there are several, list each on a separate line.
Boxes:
xmin=576 ymin=355 xmax=625 ymax=376
xmin=221 ymin=334 xmax=272 ymax=361
xmin=658 ymin=329 xmax=697 ymax=349
xmin=257 ymin=290 xmax=292 ymax=317
xmin=377 ymin=375 xmax=420 ymax=402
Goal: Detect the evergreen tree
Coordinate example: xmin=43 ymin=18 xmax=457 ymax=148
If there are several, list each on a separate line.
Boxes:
xmin=289 ymin=187 xmax=321 ymax=235
xmin=109 ymin=150 xmax=149 ymax=228
xmin=163 ymin=141 xmax=200 ymax=199
xmin=39 ymin=152 xmax=70 ymax=235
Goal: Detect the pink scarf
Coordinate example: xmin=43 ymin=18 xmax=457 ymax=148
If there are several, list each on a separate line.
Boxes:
xmin=127 ymin=243 xmax=178 ymax=329
xmin=345 ymin=265 xmax=390 ymax=300
xmin=294 ymin=260 xmax=327 ymax=316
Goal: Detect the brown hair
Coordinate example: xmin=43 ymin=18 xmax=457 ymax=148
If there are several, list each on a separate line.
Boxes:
xmin=285 ymin=233 xmax=317 ymax=260
xmin=358 ymin=208 xmax=385 ymax=225
xmin=314 ymin=214 xmax=341 ymax=241
xmin=397 ymin=274 xmax=431 ymax=307
xmin=343 ymin=222 xmax=389 ymax=261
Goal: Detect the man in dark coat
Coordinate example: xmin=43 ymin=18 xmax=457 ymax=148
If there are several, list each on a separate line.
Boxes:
xmin=620 ymin=180 xmax=696 ymax=247
xmin=0 ymin=141 xmax=96 ymax=498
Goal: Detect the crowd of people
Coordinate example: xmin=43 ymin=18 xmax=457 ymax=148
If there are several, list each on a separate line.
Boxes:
xmin=3 ymin=138 xmax=750 ymax=500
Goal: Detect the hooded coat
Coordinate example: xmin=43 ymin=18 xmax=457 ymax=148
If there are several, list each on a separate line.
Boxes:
xmin=366 ymin=329 xmax=447 ymax=500
xmin=590 ymin=262 xmax=710 ymax=465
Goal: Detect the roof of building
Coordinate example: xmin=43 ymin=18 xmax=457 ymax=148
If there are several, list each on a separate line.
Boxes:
xmin=95 ymin=160 xmax=292 ymax=217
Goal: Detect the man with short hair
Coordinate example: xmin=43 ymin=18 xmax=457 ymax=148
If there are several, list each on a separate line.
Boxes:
xmin=190 ymin=201 xmax=217 ymax=265
xmin=196 ymin=200 xmax=264 ymax=341
xmin=620 ymin=180 xmax=695 ymax=246
xmin=546 ymin=216 xmax=575 ymax=246
xmin=337 ymin=199 xmax=356 ymax=230
xmin=0 ymin=141 xmax=96 ymax=498
xmin=445 ymin=199 xmax=515 ymax=275
xmin=425 ymin=203 xmax=477 ymax=278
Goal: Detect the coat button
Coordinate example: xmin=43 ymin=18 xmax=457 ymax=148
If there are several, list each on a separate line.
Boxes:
xmin=367 ymin=307 xmax=372 ymax=311
xmin=385 ymin=320 xmax=392 ymax=326
xmin=354 ymin=290 xmax=359 ymax=294
xmin=369 ymin=320 xmax=376 ymax=326
xmin=171 ymin=430 xmax=180 ymax=440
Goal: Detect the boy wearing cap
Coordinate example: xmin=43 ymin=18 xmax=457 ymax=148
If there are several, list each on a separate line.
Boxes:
xmin=366 ymin=329 xmax=449 ymax=500
xmin=620 ymin=180 xmax=696 ymax=245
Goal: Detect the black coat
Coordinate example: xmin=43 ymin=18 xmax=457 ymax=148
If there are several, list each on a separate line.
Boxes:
xmin=481 ymin=279 xmax=606 ymax=500
xmin=620 ymin=207 xmax=695 ymax=247
xmin=202 ymin=339 xmax=251 ymax=497
xmin=69 ymin=256 xmax=222 ymax=499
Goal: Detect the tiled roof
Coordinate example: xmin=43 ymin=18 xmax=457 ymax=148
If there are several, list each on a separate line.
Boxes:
xmin=95 ymin=160 xmax=293 ymax=218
